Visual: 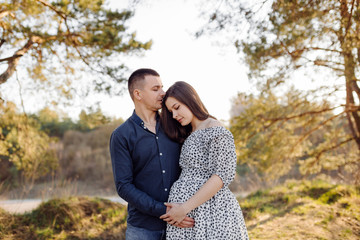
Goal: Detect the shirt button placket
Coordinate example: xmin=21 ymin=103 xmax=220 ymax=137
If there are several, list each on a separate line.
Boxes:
xmin=157 ymin=136 xmax=167 ymax=193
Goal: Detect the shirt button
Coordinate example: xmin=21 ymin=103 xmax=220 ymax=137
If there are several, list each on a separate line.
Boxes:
xmin=160 ymin=153 xmax=163 ymax=156
xmin=162 ymin=170 xmax=165 ymax=173
xmin=156 ymin=136 xmax=159 ymax=139
xmin=164 ymin=188 xmax=168 ymax=191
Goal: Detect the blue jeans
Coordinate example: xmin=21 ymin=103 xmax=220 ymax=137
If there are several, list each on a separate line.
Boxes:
xmin=125 ymin=223 xmax=166 ymax=240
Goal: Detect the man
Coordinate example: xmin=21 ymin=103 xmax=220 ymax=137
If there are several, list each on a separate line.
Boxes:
xmin=110 ymin=68 xmax=194 ymax=240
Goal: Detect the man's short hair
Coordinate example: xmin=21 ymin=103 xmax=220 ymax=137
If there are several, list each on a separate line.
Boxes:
xmin=128 ymin=68 xmax=160 ymax=100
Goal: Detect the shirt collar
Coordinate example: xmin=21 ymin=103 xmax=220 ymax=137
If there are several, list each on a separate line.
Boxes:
xmin=130 ymin=110 xmax=160 ymax=127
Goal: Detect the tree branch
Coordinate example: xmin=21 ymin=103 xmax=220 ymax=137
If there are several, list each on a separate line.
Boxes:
xmin=312 ymin=137 xmax=354 ymax=160
xmin=289 ymin=110 xmax=345 ymax=153
xmin=0 ymin=39 xmax=5 ymax=49
xmin=244 ymin=105 xmax=343 ymax=141
xmin=0 ymin=54 xmax=23 ymax=63
xmin=34 ymin=0 xmax=93 ymax=69
xmin=0 ymin=36 xmax=44 ymax=84
xmin=0 ymin=10 xmax=14 ymax=20
xmin=35 ymin=0 xmax=67 ymax=20
xmin=313 ymin=59 xmax=344 ymax=72
xmin=260 ymin=106 xmax=342 ymax=122
xmin=351 ymin=80 xmax=360 ymax=100
xmin=307 ymin=47 xmax=342 ymax=54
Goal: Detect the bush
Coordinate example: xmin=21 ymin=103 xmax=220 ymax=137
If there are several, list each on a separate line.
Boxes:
xmin=58 ymin=120 xmax=123 ymax=185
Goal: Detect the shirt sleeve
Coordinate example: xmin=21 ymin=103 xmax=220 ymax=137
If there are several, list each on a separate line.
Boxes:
xmin=109 ymin=131 xmax=166 ymax=217
xmin=208 ymin=131 xmax=237 ymax=187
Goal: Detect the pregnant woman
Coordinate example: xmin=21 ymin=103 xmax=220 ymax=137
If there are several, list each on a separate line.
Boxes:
xmin=160 ymin=81 xmax=249 ymax=240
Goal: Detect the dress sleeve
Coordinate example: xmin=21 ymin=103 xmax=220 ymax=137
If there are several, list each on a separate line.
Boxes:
xmin=208 ymin=131 xmax=237 ymax=187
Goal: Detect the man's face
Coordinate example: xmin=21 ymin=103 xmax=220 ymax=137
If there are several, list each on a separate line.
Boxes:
xmin=138 ymin=75 xmax=165 ymax=111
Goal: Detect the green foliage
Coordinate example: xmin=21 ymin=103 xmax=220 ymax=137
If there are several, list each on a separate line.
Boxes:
xmin=0 ymin=102 xmax=121 ymax=190
xmin=31 ymin=106 xmax=112 ymax=137
xmin=0 ymin=196 xmax=127 ymax=239
xmin=28 ymin=196 xmax=124 ymax=231
xmin=0 ymin=0 xmax=152 ymax=97
xmin=200 ymin=0 xmax=360 ymax=183
xmin=238 ymin=179 xmax=360 ymax=239
xmin=230 ymin=89 xmax=357 ymax=180
xmin=60 ymin=118 xmax=123 ymax=183
xmin=30 ymin=107 xmax=76 ymax=137
xmin=317 ymin=185 xmax=354 ymax=205
xmin=2 ymin=180 xmax=359 ymax=240
xmin=0 ymin=101 xmax=58 ymax=182
xmin=78 ymin=107 xmax=111 ymax=131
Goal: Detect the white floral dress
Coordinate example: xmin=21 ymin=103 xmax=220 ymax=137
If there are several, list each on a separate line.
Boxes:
xmin=166 ymin=126 xmax=249 ymax=240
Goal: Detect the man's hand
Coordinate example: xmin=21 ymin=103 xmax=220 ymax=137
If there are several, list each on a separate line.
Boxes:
xmin=162 ymin=203 xmax=195 ymax=228
xmin=176 ymin=216 xmax=195 ymax=228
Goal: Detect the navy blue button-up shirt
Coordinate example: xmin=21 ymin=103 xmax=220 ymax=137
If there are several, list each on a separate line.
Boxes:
xmin=110 ymin=111 xmax=181 ymax=231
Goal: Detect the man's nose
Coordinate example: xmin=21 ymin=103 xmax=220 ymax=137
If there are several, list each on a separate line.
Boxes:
xmin=160 ymin=89 xmax=165 ymax=96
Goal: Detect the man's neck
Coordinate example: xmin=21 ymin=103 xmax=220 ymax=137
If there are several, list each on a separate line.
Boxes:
xmin=134 ymin=106 xmax=158 ymax=124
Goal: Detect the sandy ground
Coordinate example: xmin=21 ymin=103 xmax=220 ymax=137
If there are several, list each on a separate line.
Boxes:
xmin=0 ymin=199 xmax=43 ymax=214
xmin=0 ymin=196 xmax=127 ymax=214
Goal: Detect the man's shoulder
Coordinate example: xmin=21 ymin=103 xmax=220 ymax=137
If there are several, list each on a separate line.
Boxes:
xmin=112 ymin=118 xmax=135 ymax=136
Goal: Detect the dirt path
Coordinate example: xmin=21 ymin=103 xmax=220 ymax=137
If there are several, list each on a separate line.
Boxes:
xmin=0 ymin=196 xmax=127 ymax=214
xmin=0 ymin=199 xmax=43 ymax=214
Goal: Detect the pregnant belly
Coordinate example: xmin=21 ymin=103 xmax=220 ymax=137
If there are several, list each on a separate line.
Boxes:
xmin=168 ymin=178 xmax=207 ymax=203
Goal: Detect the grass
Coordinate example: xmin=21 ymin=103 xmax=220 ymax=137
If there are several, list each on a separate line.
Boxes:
xmin=240 ymin=179 xmax=360 ymax=240
xmin=0 ymin=196 xmax=127 ymax=240
xmin=0 ymin=179 xmax=359 ymax=239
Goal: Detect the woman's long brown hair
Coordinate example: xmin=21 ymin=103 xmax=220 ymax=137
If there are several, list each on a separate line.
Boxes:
xmin=160 ymin=81 xmax=214 ymax=143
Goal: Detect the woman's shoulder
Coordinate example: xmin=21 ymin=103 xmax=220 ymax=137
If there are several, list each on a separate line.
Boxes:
xmin=206 ymin=118 xmax=224 ymax=128
xmin=203 ymin=119 xmax=233 ymax=138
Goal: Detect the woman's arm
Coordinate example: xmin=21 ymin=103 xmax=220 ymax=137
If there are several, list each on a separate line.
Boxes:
xmin=160 ymin=174 xmax=223 ymax=225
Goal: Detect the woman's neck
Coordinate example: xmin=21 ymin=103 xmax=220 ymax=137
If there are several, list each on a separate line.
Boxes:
xmin=191 ymin=118 xmax=209 ymax=132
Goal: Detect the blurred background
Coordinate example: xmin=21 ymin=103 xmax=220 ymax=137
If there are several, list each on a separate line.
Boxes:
xmin=1 ymin=0 xmax=359 ymax=203
xmin=0 ymin=0 xmax=359 ymax=239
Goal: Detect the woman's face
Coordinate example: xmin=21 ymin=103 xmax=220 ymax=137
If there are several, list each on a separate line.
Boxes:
xmin=165 ymin=96 xmax=194 ymax=126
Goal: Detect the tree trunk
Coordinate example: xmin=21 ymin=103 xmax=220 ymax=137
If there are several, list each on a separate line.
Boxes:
xmin=340 ymin=0 xmax=360 ymax=149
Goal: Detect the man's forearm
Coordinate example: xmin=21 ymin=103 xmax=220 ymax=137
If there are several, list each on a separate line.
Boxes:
xmin=117 ymin=182 xmax=166 ymax=217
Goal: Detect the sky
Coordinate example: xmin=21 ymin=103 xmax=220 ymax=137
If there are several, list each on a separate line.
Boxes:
xmin=98 ymin=0 xmax=251 ymax=123
xmin=0 ymin=0 xmax=252 ymax=124
xmin=0 ymin=0 xmax=344 ymax=124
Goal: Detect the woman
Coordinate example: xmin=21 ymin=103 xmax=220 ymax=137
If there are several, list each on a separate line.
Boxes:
xmin=160 ymin=81 xmax=249 ymax=240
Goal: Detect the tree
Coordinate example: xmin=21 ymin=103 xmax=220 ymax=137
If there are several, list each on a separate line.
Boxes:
xmin=31 ymin=106 xmax=78 ymax=137
xmin=198 ymin=0 xmax=360 ymax=183
xmin=0 ymin=101 xmax=58 ymax=192
xmin=0 ymin=0 xmax=151 ymax=99
xmin=78 ymin=106 xmax=111 ymax=130
xmin=229 ymin=89 xmax=358 ymax=181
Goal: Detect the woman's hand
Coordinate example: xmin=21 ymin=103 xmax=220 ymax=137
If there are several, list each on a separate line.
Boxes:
xmin=160 ymin=202 xmax=188 ymax=225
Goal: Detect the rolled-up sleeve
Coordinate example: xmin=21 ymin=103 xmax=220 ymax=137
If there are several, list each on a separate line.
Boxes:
xmin=208 ymin=133 xmax=237 ymax=187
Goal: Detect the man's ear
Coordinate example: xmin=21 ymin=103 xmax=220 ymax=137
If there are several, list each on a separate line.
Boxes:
xmin=133 ymin=89 xmax=142 ymax=101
